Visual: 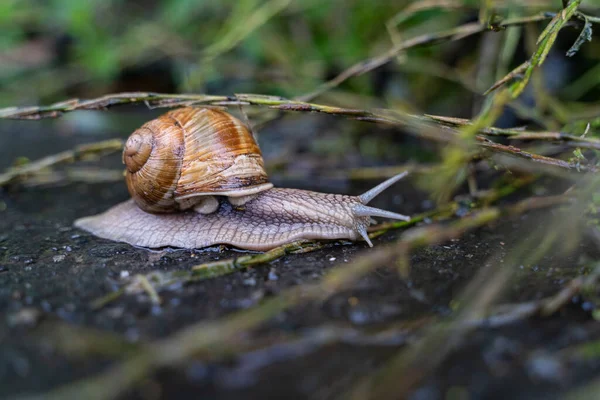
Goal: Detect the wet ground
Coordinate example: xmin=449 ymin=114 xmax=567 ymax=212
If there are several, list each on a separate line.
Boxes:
xmin=1 ymin=112 xmax=599 ymax=399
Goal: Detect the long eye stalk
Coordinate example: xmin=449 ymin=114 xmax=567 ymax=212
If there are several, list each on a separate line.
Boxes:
xmin=358 ymin=171 xmax=409 ymax=204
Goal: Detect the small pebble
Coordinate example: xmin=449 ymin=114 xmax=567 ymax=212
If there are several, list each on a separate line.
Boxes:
xmin=12 ymin=356 xmax=30 ymax=377
xmin=52 ymin=255 xmax=66 ymax=263
xmin=421 ymin=199 xmax=433 ymax=209
xmin=125 ymin=328 xmax=140 ymax=342
xmin=186 ymin=362 xmax=209 ymax=382
xmin=268 ymin=268 xmax=279 ymax=281
xmin=581 ymin=301 xmax=594 ymax=312
xmin=243 ymin=277 xmax=257 ymax=286
xmin=527 ymin=352 xmax=564 ymax=381
xmin=151 ymin=305 xmax=163 ymax=316
xmin=40 ymin=300 xmax=52 ymax=312
xmin=120 ymin=270 xmax=130 ymax=278
xmin=7 ymin=307 xmax=42 ymax=327
xmin=106 ymin=306 xmax=125 ymax=319
xmin=329 ymin=257 xmax=336 ymax=261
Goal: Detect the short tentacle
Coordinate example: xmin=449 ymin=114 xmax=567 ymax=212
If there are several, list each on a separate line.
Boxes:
xmin=356 ymin=225 xmax=373 ymax=247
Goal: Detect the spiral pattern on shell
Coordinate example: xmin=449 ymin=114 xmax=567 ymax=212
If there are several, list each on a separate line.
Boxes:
xmin=123 ymin=107 xmax=272 ymax=214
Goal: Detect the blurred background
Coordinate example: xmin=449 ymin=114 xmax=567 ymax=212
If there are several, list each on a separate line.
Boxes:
xmin=3 ymin=0 xmax=600 ymax=185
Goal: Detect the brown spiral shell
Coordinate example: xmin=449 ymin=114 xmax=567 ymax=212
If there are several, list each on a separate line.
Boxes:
xmin=123 ymin=107 xmax=272 ymax=213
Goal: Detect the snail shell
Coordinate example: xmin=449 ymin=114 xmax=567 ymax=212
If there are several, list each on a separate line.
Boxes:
xmin=123 ymin=107 xmax=273 ymax=213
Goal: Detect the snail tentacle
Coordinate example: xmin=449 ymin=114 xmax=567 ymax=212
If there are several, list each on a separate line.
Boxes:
xmin=356 ymin=224 xmax=373 ymax=247
xmin=358 ymin=171 xmax=408 ymax=204
xmin=350 ymin=171 xmax=411 ymax=247
xmin=352 ymin=204 xmax=410 ymax=221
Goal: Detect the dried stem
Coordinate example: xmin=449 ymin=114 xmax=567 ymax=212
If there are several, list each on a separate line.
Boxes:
xmin=1 ymin=97 xmax=593 ymax=191
xmin=476 ymin=137 xmax=598 ymax=172
xmin=427 ymin=114 xmax=600 ymax=150
xmin=0 ymin=139 xmax=124 ymax=187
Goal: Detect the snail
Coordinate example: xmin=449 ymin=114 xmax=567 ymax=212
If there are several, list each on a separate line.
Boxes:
xmin=74 ymin=107 xmax=410 ymax=251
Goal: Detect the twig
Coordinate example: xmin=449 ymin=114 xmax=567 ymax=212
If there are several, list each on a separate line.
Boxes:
xmin=487 ymin=0 xmax=583 ymax=96
xmin=484 ymin=61 xmax=530 ymax=95
xmin=476 ymin=136 xmax=598 ymax=172
xmin=427 ymin=89 xmax=512 ymax=203
xmin=128 ymin=275 xmax=162 ymax=305
xmin=426 ymin=1 xmax=587 ymax=202
xmin=190 ymin=241 xmax=325 ymax=279
xmin=427 ymin=114 xmax=600 ymax=150
xmin=0 ymin=15 xmax=555 ymax=120
xmin=539 ymin=262 xmax=600 ymax=316
xmin=20 ymin=168 xmax=123 ymax=187
xmin=0 ymin=93 xmax=228 ymax=120
xmin=0 ymin=139 xmax=123 ymax=187
xmin=0 ymin=93 xmax=401 ymax=123
xmin=0 ymin=93 xmax=458 ymax=149
xmin=2 ymin=96 xmax=593 ymax=194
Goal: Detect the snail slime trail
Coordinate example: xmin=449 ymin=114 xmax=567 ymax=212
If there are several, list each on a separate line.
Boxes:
xmin=74 ymin=107 xmax=411 ymax=251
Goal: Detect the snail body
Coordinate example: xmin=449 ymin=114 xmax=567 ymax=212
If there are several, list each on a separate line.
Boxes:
xmin=75 ymin=107 xmax=410 ymax=251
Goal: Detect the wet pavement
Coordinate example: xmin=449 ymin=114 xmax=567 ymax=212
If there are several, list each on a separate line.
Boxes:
xmin=1 ymin=112 xmax=599 ymax=399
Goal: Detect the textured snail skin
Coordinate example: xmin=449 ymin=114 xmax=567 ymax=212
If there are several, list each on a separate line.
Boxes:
xmin=75 ymin=188 xmax=372 ymax=251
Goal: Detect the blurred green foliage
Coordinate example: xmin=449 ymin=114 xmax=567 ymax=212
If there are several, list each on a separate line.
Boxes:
xmin=1 ymin=0 xmax=427 ymax=102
